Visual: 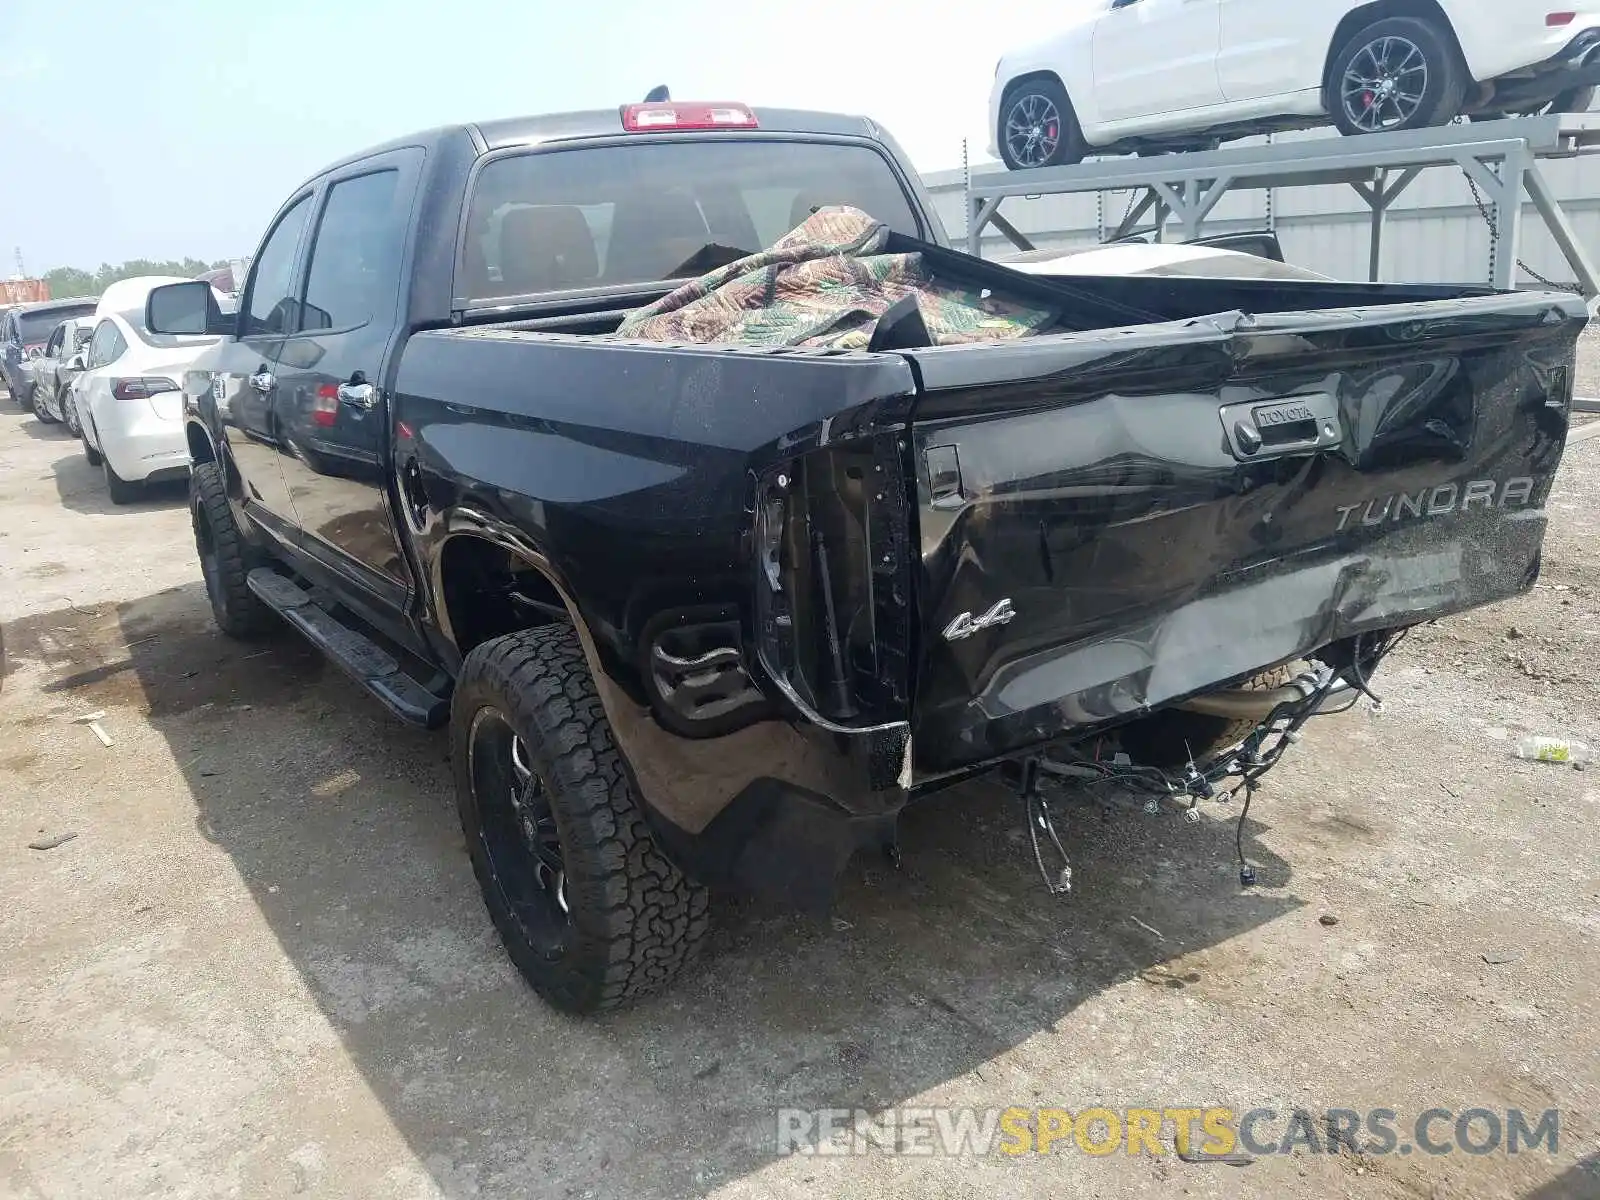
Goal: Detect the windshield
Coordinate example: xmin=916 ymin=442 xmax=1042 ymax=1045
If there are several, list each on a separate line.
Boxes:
xmin=459 ymin=138 xmax=923 ymax=301
xmin=18 ymin=305 xmax=95 ymax=344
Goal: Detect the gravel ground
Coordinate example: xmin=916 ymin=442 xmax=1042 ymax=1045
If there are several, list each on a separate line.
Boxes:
xmin=1 ymin=375 xmax=1597 ymax=1200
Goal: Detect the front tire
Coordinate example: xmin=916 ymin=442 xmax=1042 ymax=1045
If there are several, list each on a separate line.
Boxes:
xmin=998 ymin=77 xmax=1087 ymax=170
xmin=81 ymin=429 xmax=102 ymax=467
xmin=190 ymin=460 xmax=274 ymax=638
xmin=62 ymin=393 xmax=81 ymax=437
xmin=1329 ymin=17 xmax=1466 ymax=136
xmin=452 ymin=625 xmax=711 ymax=1014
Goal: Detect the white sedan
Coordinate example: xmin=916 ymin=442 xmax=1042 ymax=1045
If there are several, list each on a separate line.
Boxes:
xmin=72 ymin=311 xmax=220 ymax=504
xmin=990 ymin=1 xmax=1600 ymax=169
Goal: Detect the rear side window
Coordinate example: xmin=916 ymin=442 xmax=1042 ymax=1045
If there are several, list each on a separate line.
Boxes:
xmin=245 ymin=194 xmax=314 ymax=336
xmin=299 ymin=169 xmax=404 ymax=332
xmin=86 ymin=320 xmax=122 ymax=368
xmin=459 ymin=139 xmax=923 ymax=300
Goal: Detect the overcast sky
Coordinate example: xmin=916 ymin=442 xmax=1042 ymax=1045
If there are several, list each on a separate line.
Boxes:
xmin=0 ymin=0 xmax=1081 ymax=274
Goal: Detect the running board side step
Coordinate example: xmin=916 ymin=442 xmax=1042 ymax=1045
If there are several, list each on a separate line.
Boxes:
xmin=246 ymin=568 xmax=449 ymax=729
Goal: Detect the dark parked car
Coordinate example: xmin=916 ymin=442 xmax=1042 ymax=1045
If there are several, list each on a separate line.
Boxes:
xmin=3 ymin=298 xmax=98 ymax=407
xmin=144 ymin=100 xmax=1586 ymax=1014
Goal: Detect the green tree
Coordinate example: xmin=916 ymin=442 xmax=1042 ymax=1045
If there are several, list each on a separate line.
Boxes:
xmin=42 ymin=266 xmax=97 ymax=298
xmin=40 ymin=257 xmax=237 ymax=299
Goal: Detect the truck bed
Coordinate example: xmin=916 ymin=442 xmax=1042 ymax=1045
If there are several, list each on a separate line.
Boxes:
xmin=396 ymin=267 xmax=1586 ymax=787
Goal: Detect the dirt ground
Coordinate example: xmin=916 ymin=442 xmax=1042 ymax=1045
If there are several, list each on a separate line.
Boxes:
xmin=2 ymin=362 xmax=1598 ymax=1200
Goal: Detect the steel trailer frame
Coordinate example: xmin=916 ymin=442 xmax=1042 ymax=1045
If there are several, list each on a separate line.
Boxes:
xmin=964 ymin=114 xmax=1600 ymax=303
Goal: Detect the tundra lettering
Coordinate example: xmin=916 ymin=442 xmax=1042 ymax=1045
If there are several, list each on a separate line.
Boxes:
xmin=1335 ymin=478 xmax=1538 ymax=533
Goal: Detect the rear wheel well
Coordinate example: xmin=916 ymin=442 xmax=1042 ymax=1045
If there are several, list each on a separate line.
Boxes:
xmin=186 ymin=422 xmax=215 ymax=466
xmin=1323 ymin=0 xmax=1466 ymax=102
xmin=438 ymin=536 xmax=569 ymax=659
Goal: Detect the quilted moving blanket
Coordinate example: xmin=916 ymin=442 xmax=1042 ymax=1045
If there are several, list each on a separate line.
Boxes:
xmin=614 ymin=206 xmax=1058 ymax=350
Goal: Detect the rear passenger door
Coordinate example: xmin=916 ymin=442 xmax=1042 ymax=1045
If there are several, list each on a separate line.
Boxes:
xmin=77 ymin=319 xmax=127 ymax=451
xmin=271 ymin=149 xmax=420 ymax=618
xmin=1216 ymin=0 xmax=1324 ymax=104
xmin=1092 ymin=0 xmax=1225 ymax=123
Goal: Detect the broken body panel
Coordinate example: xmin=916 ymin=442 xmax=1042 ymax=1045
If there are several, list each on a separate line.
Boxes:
xmin=398 ymin=272 xmax=1584 ymax=905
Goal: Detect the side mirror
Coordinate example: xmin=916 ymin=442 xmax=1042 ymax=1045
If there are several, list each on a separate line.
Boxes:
xmin=67 ymin=354 xmax=85 ymax=371
xmin=147 ymin=280 xmax=233 ymax=337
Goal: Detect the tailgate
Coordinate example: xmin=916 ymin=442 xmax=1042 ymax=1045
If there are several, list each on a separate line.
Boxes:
xmin=903 ymin=292 xmax=1586 ymax=774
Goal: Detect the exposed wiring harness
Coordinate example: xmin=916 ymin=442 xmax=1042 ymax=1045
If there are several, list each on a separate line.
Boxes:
xmin=1023 ymin=631 xmax=1408 ymax=891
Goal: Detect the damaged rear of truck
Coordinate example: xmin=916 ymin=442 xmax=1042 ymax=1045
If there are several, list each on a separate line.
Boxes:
xmin=158 ymin=103 xmax=1586 ymax=1014
xmin=402 ymin=257 xmax=1584 ymax=932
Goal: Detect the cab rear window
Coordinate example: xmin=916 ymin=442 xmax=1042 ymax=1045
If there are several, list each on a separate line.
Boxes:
xmin=458 ymin=139 xmax=923 ymax=301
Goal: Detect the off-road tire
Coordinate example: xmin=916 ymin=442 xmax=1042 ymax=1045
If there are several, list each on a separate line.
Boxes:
xmin=103 ymin=457 xmax=141 ymax=505
xmin=1329 ymin=17 xmax=1466 ymax=136
xmin=190 ymin=460 xmax=274 ymax=638
xmin=452 ymin=625 xmax=711 ymax=1014
xmin=1118 ymin=664 xmax=1298 ymax=770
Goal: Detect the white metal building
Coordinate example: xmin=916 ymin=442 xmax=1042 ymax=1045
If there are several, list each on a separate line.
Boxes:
xmin=921 ymin=120 xmax=1600 ymax=290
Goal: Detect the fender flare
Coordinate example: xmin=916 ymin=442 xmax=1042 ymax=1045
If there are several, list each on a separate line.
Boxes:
xmin=184 ymin=416 xmax=220 ymax=465
xmin=429 ymin=509 xmax=613 ymax=687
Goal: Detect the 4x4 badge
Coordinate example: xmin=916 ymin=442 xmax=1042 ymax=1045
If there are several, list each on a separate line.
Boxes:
xmin=943 ymin=599 xmax=1017 ymax=642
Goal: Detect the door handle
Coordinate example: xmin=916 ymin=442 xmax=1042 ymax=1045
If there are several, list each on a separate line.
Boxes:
xmin=1218 ymin=393 xmax=1343 ymax=462
xmin=248 ymin=369 xmax=275 ymax=393
xmin=337 ymin=381 xmax=377 ymax=410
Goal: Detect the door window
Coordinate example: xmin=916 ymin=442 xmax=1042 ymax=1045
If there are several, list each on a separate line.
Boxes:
xmin=86 ymin=320 xmax=117 ymax=368
xmin=45 ymin=325 xmax=64 ymax=357
xmin=298 ymin=170 xmax=403 ymax=332
xmin=244 ymin=194 xmax=314 ymax=336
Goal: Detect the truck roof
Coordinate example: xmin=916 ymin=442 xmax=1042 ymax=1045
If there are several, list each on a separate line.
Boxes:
xmin=310 ymin=106 xmax=894 ymax=180
xmin=473 ymin=106 xmax=888 ymax=149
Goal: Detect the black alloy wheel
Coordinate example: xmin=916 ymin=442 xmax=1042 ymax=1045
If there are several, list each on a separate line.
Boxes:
xmin=1331 ymin=18 xmax=1465 ymax=136
xmin=467 ymin=707 xmax=573 ymax=957
xmin=999 ymin=77 xmax=1086 ymax=170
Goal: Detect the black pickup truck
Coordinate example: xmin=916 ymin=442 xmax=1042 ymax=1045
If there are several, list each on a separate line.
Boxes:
xmin=145 ymin=100 xmax=1585 ymax=1014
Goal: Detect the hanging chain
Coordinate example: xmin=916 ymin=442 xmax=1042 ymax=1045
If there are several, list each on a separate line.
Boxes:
xmin=1462 ymin=169 xmax=1583 ymax=293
